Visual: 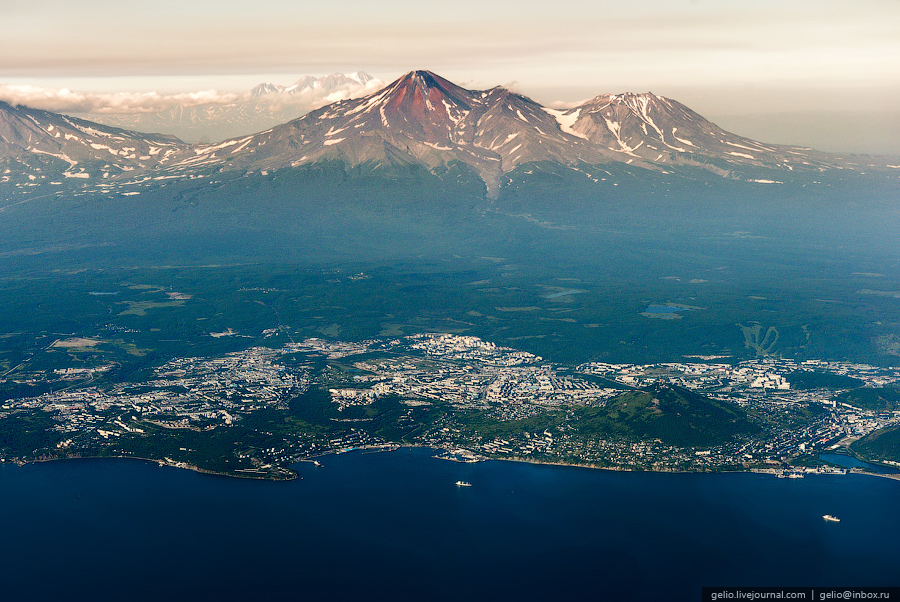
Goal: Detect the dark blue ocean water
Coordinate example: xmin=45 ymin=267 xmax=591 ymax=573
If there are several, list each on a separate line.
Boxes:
xmin=1 ymin=448 xmax=898 ymax=602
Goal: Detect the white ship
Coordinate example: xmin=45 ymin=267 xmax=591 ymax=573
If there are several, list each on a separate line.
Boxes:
xmin=822 ymin=514 xmax=840 ymax=522
xmin=455 ymin=480 xmax=472 ymax=487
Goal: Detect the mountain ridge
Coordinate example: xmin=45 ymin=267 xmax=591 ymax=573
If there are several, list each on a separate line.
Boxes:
xmin=2 ymin=70 xmax=896 ymax=196
xmin=0 ymin=99 xmax=185 ymax=186
xmin=70 ymin=72 xmax=382 ymax=143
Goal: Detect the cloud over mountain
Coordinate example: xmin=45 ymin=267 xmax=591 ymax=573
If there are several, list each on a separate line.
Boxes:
xmin=1 ymin=70 xmax=891 ymax=196
xmin=0 ymin=73 xmax=384 ymax=142
xmin=0 ymin=84 xmax=242 ymax=115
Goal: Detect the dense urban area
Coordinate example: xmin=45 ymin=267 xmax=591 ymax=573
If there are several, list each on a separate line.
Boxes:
xmin=2 ymin=333 xmax=899 ymax=479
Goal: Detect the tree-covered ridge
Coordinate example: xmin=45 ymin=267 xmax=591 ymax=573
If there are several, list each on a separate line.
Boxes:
xmin=851 ymin=424 xmax=900 ymax=466
xmin=569 ymin=384 xmax=758 ymax=448
xmin=837 ymin=387 xmax=900 ymax=412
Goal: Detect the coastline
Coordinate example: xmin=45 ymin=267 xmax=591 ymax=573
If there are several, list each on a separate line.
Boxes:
xmin=5 ymin=443 xmax=899 ymax=601
xmin=6 ymin=445 xmax=900 ymax=484
xmin=7 ymin=454 xmax=299 ymax=481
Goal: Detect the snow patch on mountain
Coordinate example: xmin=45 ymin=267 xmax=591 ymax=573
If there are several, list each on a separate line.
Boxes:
xmin=2 ymin=71 xmax=892 ymax=199
xmin=542 ymin=107 xmax=587 ymax=140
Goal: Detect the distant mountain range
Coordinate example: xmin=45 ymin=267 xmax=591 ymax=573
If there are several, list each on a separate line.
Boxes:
xmin=1 ymin=70 xmax=895 ymax=196
xmin=72 ymin=72 xmax=382 ymax=143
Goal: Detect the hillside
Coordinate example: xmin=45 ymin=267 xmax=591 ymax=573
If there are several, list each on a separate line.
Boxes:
xmin=851 ymin=424 xmax=900 ymax=465
xmin=571 ymin=384 xmax=758 ymax=447
xmin=837 ymin=387 xmax=900 ymax=412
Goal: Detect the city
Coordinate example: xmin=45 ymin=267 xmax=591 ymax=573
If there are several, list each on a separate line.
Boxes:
xmin=2 ymin=333 xmax=899 ymax=478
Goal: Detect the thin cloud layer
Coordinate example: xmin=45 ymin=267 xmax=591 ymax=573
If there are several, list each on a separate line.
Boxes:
xmin=0 ymin=76 xmax=383 ymax=116
xmin=0 ymin=84 xmax=241 ymax=114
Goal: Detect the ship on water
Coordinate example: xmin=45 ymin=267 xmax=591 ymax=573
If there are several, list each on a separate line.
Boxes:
xmin=455 ymin=480 xmax=472 ymax=487
xmin=823 ymin=514 xmax=840 ymax=522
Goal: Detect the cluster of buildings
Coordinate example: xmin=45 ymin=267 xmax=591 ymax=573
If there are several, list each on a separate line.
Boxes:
xmin=1 ymin=346 xmax=308 ymax=448
xmin=298 ymin=334 xmax=621 ymax=414
xmin=577 ymin=358 xmax=900 ymax=394
xmin=2 ymin=333 xmax=899 ymax=473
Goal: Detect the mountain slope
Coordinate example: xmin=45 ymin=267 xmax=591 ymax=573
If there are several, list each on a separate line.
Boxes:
xmin=2 ymin=70 xmax=896 ymax=197
xmin=170 ymin=71 xmax=638 ymax=191
xmin=563 ymin=92 xmax=846 ymax=174
xmin=0 ymin=100 xmax=187 ymax=187
xmin=573 ymin=383 xmax=758 ymax=447
xmin=172 ymin=70 xmax=891 ymax=194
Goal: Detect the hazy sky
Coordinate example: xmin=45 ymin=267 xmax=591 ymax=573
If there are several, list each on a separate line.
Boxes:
xmin=2 ymin=0 xmax=898 ymax=152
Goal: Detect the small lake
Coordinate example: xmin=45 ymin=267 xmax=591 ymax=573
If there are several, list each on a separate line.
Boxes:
xmin=544 ymin=288 xmax=585 ymax=299
xmin=644 ymin=305 xmax=689 ymax=314
xmin=642 ymin=304 xmax=699 ymax=319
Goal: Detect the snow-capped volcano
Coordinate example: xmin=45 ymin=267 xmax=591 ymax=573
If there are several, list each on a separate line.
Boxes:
xmin=171 ymin=71 xmax=620 ymax=190
xmin=173 ymin=70 xmax=862 ymax=192
xmin=251 ymin=72 xmax=376 ymax=98
xmin=1 ymin=70 xmax=889 ymax=195
xmin=556 ymin=92 xmax=836 ymax=174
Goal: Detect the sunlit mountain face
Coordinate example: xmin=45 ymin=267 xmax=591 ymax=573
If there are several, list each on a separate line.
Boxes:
xmin=2 ymin=70 xmax=892 ymax=196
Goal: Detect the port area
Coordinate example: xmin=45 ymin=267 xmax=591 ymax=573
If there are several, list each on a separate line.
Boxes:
xmin=433 ymin=448 xmax=485 ymax=463
xmin=296 ymin=444 xmax=402 ymax=467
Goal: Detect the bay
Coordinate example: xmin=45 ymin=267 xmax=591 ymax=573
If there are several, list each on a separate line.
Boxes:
xmin=819 ymin=452 xmax=899 ymax=474
xmin=1 ymin=448 xmax=898 ymax=601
